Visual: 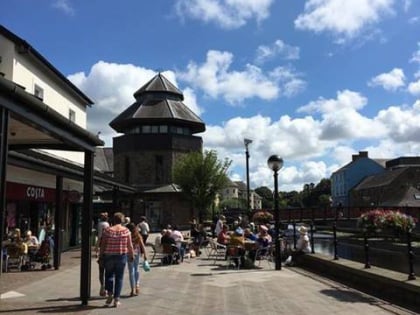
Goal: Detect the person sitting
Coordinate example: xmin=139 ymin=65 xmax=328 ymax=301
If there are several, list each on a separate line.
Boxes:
xmin=244 ymin=228 xmax=257 ymax=241
xmin=256 ymin=225 xmax=272 ymax=248
xmin=170 ymin=226 xmax=185 ymax=262
xmin=24 ymin=230 xmax=39 ymax=248
xmin=217 ymin=224 xmax=230 ymax=245
xmin=227 ymin=227 xmax=245 ymax=268
xmin=191 ymin=224 xmax=208 ymax=256
xmin=285 ymin=225 xmax=311 ymax=266
xmin=161 ymin=229 xmax=179 ymax=264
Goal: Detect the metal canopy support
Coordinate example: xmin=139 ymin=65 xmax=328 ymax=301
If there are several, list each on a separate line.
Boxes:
xmin=54 ymin=175 xmax=63 ymax=269
xmin=0 ymin=108 xmax=9 ymax=275
xmin=80 ymin=150 xmax=94 ymax=305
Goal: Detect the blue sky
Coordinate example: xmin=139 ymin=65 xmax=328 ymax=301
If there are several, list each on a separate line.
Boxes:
xmin=2 ymin=0 xmax=420 ymax=192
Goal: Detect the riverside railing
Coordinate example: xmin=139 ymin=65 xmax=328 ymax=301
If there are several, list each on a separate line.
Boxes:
xmin=286 ymin=218 xmax=417 ymax=281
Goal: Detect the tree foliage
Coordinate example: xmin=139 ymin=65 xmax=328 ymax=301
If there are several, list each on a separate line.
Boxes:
xmin=254 ymin=186 xmax=273 ymax=209
xmin=173 ymin=150 xmax=231 ymax=220
xmin=254 ymin=178 xmax=331 ymax=209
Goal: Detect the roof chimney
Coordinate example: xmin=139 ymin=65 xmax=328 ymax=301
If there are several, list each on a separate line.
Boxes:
xmin=352 ymin=151 xmax=368 ymax=161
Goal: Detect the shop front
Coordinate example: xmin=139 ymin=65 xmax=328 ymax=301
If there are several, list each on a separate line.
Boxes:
xmin=4 ymin=182 xmax=82 ymax=250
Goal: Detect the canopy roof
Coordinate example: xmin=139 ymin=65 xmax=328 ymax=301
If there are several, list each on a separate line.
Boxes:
xmin=110 ymin=73 xmax=205 ymax=134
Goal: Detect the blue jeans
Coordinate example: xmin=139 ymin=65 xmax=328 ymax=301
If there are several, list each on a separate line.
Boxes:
xmin=127 ymin=254 xmax=141 ymax=290
xmin=104 ymin=254 xmax=127 ymax=299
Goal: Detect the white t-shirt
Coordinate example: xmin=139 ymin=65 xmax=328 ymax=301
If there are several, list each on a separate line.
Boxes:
xmin=296 ymin=234 xmax=311 ymax=253
xmin=97 ymin=220 xmax=110 ymax=239
xmin=214 ymin=219 xmax=223 ymax=236
xmin=138 ymin=221 xmax=150 ymax=236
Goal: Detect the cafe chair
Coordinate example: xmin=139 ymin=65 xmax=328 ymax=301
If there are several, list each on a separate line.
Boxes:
xmin=226 ymin=245 xmax=242 ymax=270
xmin=207 ymin=238 xmax=227 ymax=264
xmin=147 ymin=243 xmax=165 ymax=264
xmin=4 ymin=243 xmax=25 ymax=271
xmin=254 ymin=244 xmax=274 ymax=268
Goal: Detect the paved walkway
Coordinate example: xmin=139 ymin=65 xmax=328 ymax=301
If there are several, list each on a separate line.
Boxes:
xmin=0 ymin=244 xmax=417 ymax=314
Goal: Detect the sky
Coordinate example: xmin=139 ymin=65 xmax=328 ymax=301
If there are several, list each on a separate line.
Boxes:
xmin=2 ymin=0 xmax=420 ymax=192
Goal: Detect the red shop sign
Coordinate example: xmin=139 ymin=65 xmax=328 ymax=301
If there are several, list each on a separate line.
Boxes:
xmin=6 ymin=182 xmax=56 ymax=202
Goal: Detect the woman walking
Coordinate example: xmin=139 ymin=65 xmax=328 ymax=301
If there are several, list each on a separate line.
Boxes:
xmin=127 ymin=223 xmax=147 ymax=296
xmin=99 ymin=212 xmax=134 ymax=307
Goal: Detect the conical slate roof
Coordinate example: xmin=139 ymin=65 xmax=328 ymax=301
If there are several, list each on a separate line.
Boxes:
xmin=110 ymin=73 xmax=205 ymax=133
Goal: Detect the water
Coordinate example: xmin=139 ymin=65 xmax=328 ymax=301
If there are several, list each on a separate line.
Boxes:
xmin=312 ymin=235 xmax=419 ymax=275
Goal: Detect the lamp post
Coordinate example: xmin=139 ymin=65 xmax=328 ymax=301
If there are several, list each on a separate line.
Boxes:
xmin=267 ymin=154 xmax=284 ymax=270
xmin=244 ymin=138 xmax=252 ymax=214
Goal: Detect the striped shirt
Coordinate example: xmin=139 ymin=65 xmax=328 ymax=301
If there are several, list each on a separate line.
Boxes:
xmin=101 ymin=227 xmax=132 ymax=255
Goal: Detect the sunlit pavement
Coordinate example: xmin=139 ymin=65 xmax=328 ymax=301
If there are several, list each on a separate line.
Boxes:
xmin=0 ymin=237 xmax=417 ymax=315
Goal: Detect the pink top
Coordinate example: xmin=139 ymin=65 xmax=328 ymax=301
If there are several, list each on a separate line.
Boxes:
xmin=101 ymin=227 xmax=132 ymax=255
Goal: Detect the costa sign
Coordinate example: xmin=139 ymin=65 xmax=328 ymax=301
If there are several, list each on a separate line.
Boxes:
xmin=6 ymin=182 xmax=57 ymax=202
xmin=26 ymin=186 xmax=45 ymax=199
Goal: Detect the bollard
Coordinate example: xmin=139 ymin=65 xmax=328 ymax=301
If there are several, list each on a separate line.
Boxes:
xmin=293 ymin=221 xmax=297 ymax=250
xmin=406 ymin=230 xmax=416 ymax=280
xmin=333 ymin=221 xmax=338 ymax=260
xmin=364 ymin=232 xmax=371 ymax=268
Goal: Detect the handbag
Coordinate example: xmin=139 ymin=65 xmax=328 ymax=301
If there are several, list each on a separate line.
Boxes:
xmin=143 ymin=260 xmax=151 ymax=272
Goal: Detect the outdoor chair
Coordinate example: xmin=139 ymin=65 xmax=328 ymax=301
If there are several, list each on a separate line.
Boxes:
xmin=4 ymin=243 xmax=25 ymax=271
xmin=254 ymin=244 xmax=274 ymax=268
xmin=207 ymin=238 xmax=227 ymax=264
xmin=226 ymin=245 xmax=243 ymax=270
xmin=146 ymin=242 xmax=166 ymax=264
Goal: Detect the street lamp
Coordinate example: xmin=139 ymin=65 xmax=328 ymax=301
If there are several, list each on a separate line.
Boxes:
xmin=244 ymin=138 xmax=252 ymax=214
xmin=267 ymin=154 xmax=284 ymax=270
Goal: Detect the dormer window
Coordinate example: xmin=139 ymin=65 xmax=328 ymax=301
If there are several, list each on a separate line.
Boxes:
xmin=34 ymin=84 xmax=44 ymax=101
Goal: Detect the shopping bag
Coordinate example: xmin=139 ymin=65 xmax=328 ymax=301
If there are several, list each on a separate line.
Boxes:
xmin=143 ymin=260 xmax=151 ymax=272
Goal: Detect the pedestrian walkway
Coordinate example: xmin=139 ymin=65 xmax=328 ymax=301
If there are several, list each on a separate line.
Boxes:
xmin=0 ymin=244 xmax=417 ymax=314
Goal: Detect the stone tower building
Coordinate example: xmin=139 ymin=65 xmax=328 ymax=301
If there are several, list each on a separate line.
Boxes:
xmin=109 ymin=73 xmax=205 ymax=229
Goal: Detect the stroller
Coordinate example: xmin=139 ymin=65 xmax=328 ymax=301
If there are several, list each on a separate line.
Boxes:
xmin=31 ymin=236 xmax=53 ymax=270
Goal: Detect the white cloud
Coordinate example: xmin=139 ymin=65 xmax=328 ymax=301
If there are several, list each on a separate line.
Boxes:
xmin=298 ymin=90 xmax=386 ymax=141
xmin=297 ymin=89 xmax=367 ymax=114
xmin=375 ymin=102 xmax=420 ymax=142
xmin=68 ymin=61 xmax=203 ymax=146
xmin=368 ymin=68 xmax=406 ymax=91
xmin=410 ymin=42 xmax=420 ymax=64
xmin=203 ymin=97 xmax=420 ymax=190
xmin=255 ymin=39 xmax=300 ymax=64
xmin=174 ymin=0 xmax=274 ymax=29
xmin=179 ymin=50 xmax=305 ymax=104
xmin=52 ymin=0 xmax=75 ymax=15
xmin=294 ymin=0 xmax=395 ymax=40
xmin=408 ymin=78 xmax=420 ymax=95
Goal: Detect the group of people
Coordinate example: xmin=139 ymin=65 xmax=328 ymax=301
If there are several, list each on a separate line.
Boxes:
xmin=2 ymin=227 xmax=53 ymax=271
xmin=154 ymin=225 xmax=189 ymax=264
xmin=96 ymin=212 xmax=150 ymax=308
xmin=213 ymin=215 xmax=311 ymax=268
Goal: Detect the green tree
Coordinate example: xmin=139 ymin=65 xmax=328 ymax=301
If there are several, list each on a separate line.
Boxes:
xmin=219 ymin=197 xmax=247 ymax=210
xmin=173 ymin=150 xmax=231 ymax=220
xmin=254 ymin=186 xmax=273 ymax=209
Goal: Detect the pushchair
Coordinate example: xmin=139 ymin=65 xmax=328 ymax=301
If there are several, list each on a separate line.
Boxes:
xmin=31 ymin=237 xmax=53 ymax=270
